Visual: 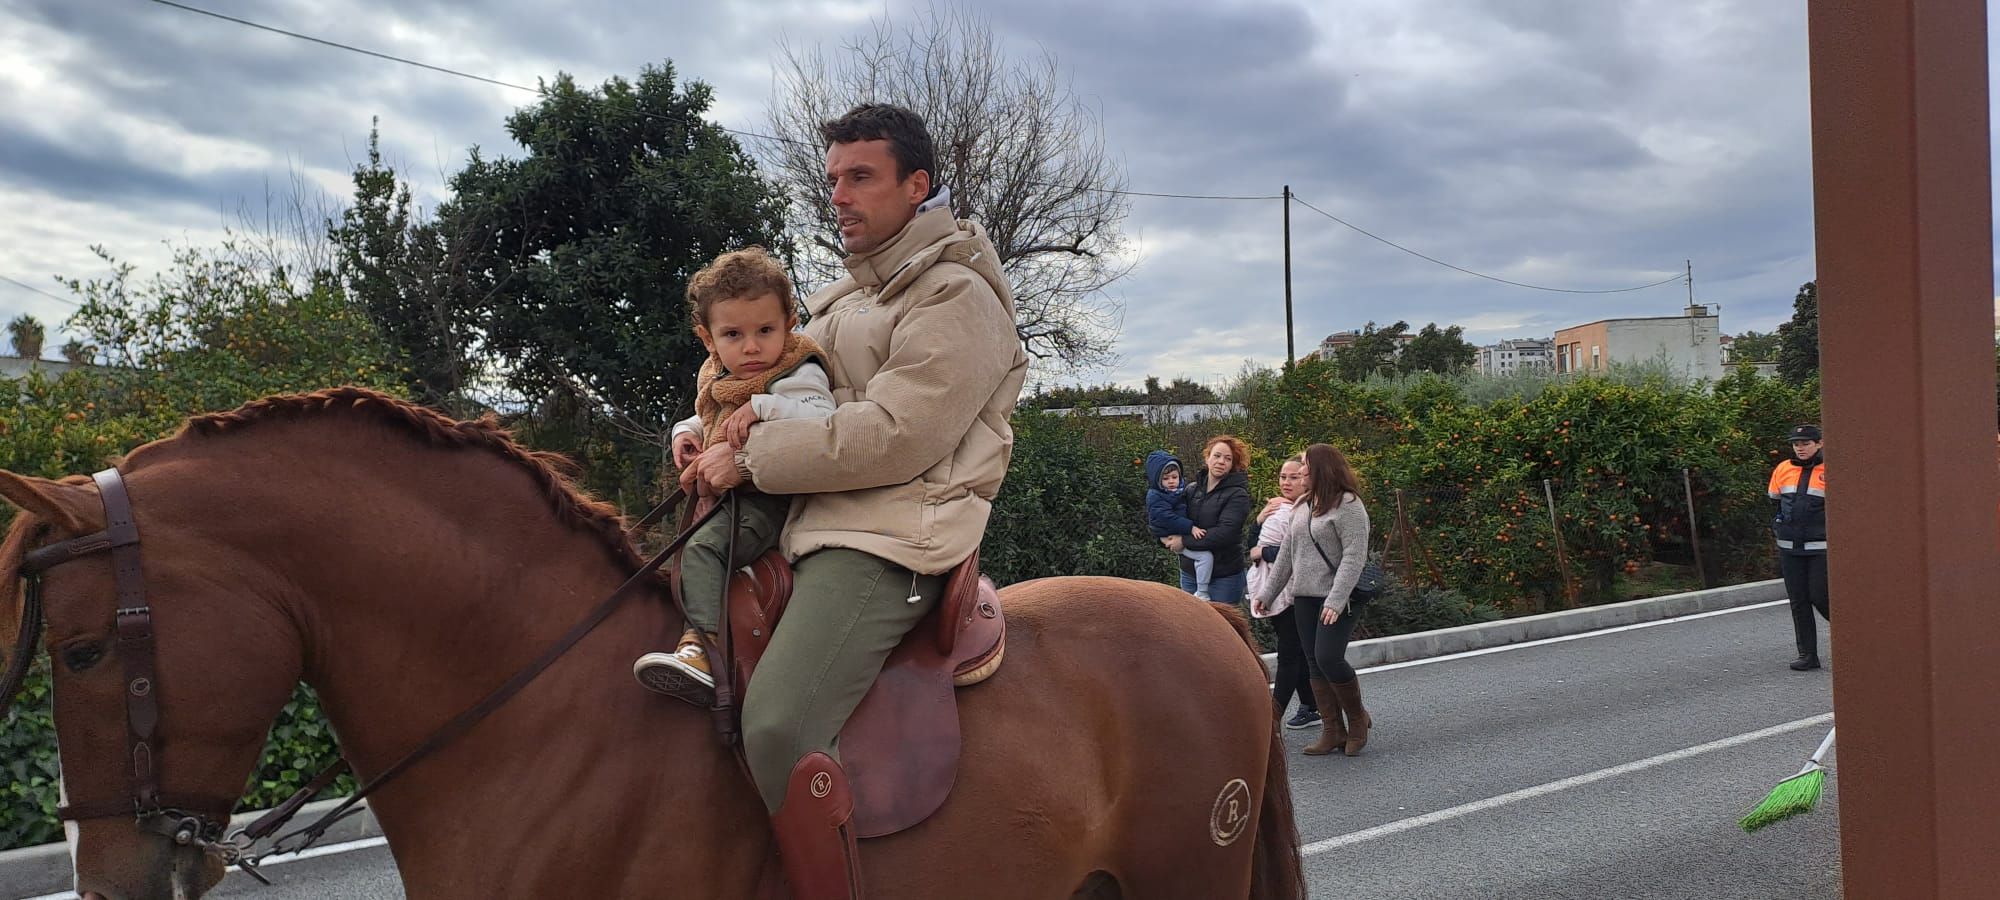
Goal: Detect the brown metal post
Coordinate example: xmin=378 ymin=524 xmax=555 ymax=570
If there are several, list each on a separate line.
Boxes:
xmin=1808 ymin=1 xmax=2000 ymax=895
xmin=1681 ymin=468 xmax=1710 ymax=589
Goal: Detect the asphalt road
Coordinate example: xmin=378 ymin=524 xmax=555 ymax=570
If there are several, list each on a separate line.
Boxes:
xmin=18 ymin=601 xmax=1838 ymax=900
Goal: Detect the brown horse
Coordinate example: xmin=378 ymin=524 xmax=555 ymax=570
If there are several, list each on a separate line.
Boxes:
xmin=0 ymin=388 xmax=1304 ymax=900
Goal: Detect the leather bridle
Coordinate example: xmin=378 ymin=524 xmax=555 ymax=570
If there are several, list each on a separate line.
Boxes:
xmin=1 ymin=467 xmax=717 ymax=882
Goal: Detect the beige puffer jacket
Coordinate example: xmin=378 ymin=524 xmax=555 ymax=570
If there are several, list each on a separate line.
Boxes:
xmin=741 ymin=207 xmax=1029 ymax=574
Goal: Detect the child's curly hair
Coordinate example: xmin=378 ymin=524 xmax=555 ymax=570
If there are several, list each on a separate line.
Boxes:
xmin=685 ymin=246 xmax=795 ymax=327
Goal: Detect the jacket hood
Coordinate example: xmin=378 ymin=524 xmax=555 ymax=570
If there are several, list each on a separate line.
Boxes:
xmin=1145 ymin=449 xmax=1184 ymax=491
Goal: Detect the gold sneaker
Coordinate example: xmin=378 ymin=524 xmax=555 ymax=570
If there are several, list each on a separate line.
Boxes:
xmin=634 ymin=630 xmax=716 ymax=707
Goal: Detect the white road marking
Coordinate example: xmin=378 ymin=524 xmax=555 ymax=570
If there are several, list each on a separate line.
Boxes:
xmin=1300 ymin=711 xmax=1835 ymax=856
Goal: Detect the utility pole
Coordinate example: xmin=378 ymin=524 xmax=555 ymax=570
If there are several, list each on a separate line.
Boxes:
xmin=1283 ymin=185 xmax=1295 ymax=366
xmin=1685 ymin=259 xmax=1695 ymax=307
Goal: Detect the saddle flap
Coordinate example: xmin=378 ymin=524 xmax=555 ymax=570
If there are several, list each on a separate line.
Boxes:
xmin=723 ymin=550 xmax=792 ymax=686
xmin=714 ymin=551 xmax=1006 ymax=839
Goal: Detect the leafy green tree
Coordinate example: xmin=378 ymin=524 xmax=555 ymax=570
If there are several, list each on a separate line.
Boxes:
xmin=329 ymin=124 xmax=482 ymax=414
xmin=1728 ymin=330 xmax=1780 ymax=363
xmin=443 ymin=64 xmax=788 ymax=438
xmin=6 ymin=314 xmax=45 ymax=359
xmin=1145 ymin=376 xmax=1218 ymax=405
xmin=1020 ymin=382 xmax=1145 ymax=409
xmin=1776 ymin=281 xmax=1819 ymax=384
xmin=1333 ymin=320 xmax=1409 ymax=382
xmin=1397 ymin=323 xmax=1478 ymax=376
xmin=62 ymin=243 xmax=403 ymax=432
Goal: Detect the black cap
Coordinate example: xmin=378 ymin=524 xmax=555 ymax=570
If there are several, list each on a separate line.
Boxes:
xmin=1788 ymin=424 xmax=1823 ymax=443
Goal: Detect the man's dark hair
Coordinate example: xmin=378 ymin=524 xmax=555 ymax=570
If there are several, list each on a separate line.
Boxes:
xmin=821 ymin=104 xmax=937 ymax=195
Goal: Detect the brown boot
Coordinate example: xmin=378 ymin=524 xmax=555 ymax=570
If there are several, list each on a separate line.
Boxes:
xmin=1303 ymin=678 xmax=1346 ymax=756
xmin=1331 ymin=677 xmax=1372 ymax=756
xmin=770 ymin=752 xmax=863 ymax=899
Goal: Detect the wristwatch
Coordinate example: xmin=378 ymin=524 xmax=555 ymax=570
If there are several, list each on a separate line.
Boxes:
xmin=732 ymin=449 xmax=754 ymax=486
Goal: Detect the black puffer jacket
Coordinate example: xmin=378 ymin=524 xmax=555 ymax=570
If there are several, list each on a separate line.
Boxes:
xmin=1180 ymin=469 xmax=1252 ymax=579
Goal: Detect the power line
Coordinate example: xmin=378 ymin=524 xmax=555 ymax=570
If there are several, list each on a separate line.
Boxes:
xmin=0 ymin=274 xmax=78 ymax=307
xmin=140 ymin=0 xmax=1279 ymax=194
xmin=143 ymin=0 xmax=816 ymax=147
xmin=1289 ymin=194 xmax=1684 ymax=295
xmin=1077 ymin=186 xmax=1283 ymax=201
xmin=145 ymin=0 xmax=539 ymax=94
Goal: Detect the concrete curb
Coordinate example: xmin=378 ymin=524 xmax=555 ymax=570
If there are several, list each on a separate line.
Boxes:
xmin=1 ymin=798 xmax=381 ymax=899
xmin=1259 ymin=578 xmax=1787 ymax=671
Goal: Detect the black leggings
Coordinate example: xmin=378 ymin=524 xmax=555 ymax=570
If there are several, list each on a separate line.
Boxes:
xmin=1269 ymin=607 xmax=1317 ymax=712
xmin=1290 ymin=594 xmax=1358 ymax=683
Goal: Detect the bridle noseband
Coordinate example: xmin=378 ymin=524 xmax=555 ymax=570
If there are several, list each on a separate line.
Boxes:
xmin=1 ymin=467 xmax=720 ymax=884
xmin=6 ymin=469 xmax=244 ymax=869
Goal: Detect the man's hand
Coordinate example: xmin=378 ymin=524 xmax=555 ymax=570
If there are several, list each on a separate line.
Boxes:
xmin=671 ymin=431 xmax=702 ymax=469
xmin=1163 ymin=535 xmax=1184 ymax=553
xmin=692 ymin=441 xmax=746 ymax=494
xmin=723 ymin=403 xmax=762 ymax=448
xmin=1191 ymin=526 xmax=1208 ymax=539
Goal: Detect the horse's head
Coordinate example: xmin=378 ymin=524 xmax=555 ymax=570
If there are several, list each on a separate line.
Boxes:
xmin=2 ymin=467 xmax=304 ymax=900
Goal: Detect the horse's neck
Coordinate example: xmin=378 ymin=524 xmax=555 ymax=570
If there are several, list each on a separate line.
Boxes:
xmin=276 ymin=459 xmax=768 ymax=891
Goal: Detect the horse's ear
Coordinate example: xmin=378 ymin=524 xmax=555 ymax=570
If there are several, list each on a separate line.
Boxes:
xmin=0 ymin=470 xmax=102 ymax=533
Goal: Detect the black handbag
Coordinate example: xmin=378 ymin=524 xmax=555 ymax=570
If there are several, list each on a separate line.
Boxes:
xmin=1307 ymin=519 xmax=1384 ymax=606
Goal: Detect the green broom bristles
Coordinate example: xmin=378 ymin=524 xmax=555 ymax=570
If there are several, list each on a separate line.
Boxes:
xmin=1740 ymin=725 xmax=1835 ymax=833
xmin=1738 ymin=765 xmax=1827 ymax=832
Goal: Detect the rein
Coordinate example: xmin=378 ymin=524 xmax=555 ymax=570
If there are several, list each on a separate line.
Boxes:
xmin=3 ymin=469 xmax=722 ymax=881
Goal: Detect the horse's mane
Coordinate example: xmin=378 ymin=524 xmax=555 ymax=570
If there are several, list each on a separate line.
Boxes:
xmin=137 ymin=387 xmax=648 ymax=573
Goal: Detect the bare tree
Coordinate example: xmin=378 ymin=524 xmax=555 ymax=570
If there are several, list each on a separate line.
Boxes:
xmin=766 ymin=4 xmax=1131 ymax=371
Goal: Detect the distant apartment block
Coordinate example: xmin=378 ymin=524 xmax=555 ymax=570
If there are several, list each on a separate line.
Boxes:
xmin=1553 ymin=305 xmax=1723 ymax=381
xmin=1477 ymin=338 xmax=1556 ymax=376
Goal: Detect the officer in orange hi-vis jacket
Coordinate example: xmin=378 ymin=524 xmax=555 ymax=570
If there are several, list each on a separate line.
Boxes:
xmin=1769 ymin=424 xmax=1829 ymax=671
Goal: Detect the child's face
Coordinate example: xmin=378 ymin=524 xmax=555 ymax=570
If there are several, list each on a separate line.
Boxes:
xmin=696 ymin=292 xmax=797 ymax=376
xmin=1160 ymin=468 xmax=1181 ymax=492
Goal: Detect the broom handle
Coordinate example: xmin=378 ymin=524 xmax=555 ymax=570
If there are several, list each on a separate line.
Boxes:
xmin=1808 ymin=726 xmax=1836 ymax=765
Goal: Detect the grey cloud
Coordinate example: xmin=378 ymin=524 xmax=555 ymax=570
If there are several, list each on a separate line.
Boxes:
xmin=0 ymin=0 xmax=1863 ymax=386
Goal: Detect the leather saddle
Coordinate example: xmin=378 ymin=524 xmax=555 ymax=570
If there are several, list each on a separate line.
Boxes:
xmin=699 ymin=547 xmax=1005 ymax=838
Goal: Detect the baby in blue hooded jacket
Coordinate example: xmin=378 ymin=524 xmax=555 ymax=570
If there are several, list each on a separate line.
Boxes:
xmin=1145 ymin=449 xmax=1215 ymax=599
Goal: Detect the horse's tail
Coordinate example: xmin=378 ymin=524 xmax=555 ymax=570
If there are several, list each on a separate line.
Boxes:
xmin=1208 ymin=603 xmax=1308 ymax=900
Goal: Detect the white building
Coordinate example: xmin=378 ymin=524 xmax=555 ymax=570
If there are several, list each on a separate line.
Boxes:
xmin=0 ymin=355 xmax=81 ymax=381
xmin=1553 ymin=305 xmax=1724 ymax=382
xmin=1478 ymin=338 xmax=1556 ymax=376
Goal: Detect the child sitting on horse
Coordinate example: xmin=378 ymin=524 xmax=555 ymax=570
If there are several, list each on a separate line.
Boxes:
xmin=1145 ymin=450 xmax=1215 ymax=599
xmin=633 ymin=246 xmax=833 ymax=705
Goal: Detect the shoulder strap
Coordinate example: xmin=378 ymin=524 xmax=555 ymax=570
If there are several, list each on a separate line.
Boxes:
xmin=1306 ymin=514 xmax=1337 ymax=571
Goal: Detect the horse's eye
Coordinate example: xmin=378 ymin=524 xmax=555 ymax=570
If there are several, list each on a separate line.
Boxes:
xmin=63 ymin=643 xmax=106 ymax=672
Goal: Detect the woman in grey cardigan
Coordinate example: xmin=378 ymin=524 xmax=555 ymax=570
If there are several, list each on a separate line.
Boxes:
xmin=1250 ymin=442 xmax=1374 ymax=757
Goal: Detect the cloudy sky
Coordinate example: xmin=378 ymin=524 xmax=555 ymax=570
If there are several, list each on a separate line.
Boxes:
xmin=0 ymin=0 xmax=1987 ymax=388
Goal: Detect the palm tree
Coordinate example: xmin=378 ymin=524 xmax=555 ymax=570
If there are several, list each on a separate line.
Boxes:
xmin=6 ymin=314 xmax=45 ymax=359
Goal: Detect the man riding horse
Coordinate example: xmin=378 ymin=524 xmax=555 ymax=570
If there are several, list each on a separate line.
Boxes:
xmin=671 ymin=103 xmax=1029 ymax=898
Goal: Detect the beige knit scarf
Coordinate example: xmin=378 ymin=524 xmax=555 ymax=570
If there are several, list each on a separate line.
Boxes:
xmin=692 ymin=332 xmax=826 ymax=449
